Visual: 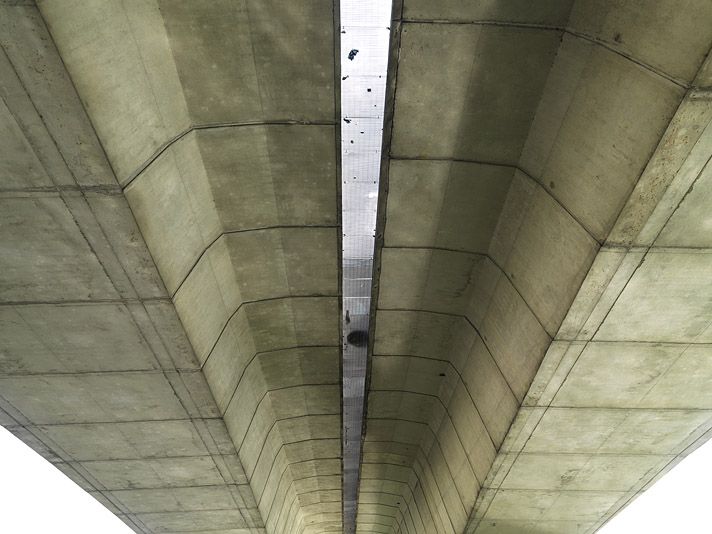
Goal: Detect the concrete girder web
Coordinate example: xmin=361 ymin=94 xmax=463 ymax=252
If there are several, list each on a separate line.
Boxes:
xmin=1 ymin=1 xmax=342 ymax=533
xmin=358 ymin=1 xmax=712 ymax=533
xmin=3 ymin=1 xmax=712 ymax=534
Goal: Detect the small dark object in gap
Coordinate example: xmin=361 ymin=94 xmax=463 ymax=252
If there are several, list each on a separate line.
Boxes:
xmin=347 ymin=330 xmax=369 ymax=347
xmin=344 ymin=118 xmax=351 ymax=123
xmin=348 ymin=49 xmax=359 ymax=60
xmin=439 ymin=373 xmax=446 ymax=377
xmin=342 ymin=75 xmax=349 ymax=80
xmin=367 ymin=88 xmax=371 ymax=92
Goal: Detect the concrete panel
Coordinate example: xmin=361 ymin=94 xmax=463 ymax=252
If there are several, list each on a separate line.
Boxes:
xmin=38 ymin=0 xmax=190 ymax=180
xmin=245 ymin=297 xmax=340 ymax=352
xmin=84 ymin=194 xmax=168 ymax=298
xmin=0 ymin=304 xmax=157 ymax=374
xmin=477 ymin=273 xmax=551 ymax=401
xmin=80 ymin=456 xmax=226 ymax=490
xmin=500 ymin=453 xmax=669 ymax=491
xmin=0 ymin=99 xmax=52 ymax=188
xmin=0 ymin=196 xmax=117 ymax=302
xmin=385 ymin=160 xmax=514 ymax=252
xmin=555 ymin=342 xmax=712 ymax=409
xmin=125 ymin=135 xmax=221 ymax=294
xmin=371 ymin=356 xmax=447 ymax=397
xmin=656 ymin=157 xmax=712 ymax=247
xmin=445 ymin=383 xmax=496 ymax=483
xmin=459 ymin=336 xmax=519 ymax=448
xmin=0 ymin=5 xmax=116 ymax=188
xmin=403 ymin=0 xmax=574 ymax=25
xmin=520 ymin=35 xmax=684 ymax=240
xmin=374 ymin=310 xmax=473 ymax=362
xmin=378 ymin=248 xmax=482 ymax=315
xmin=198 ymin=125 xmax=338 ymax=230
xmin=499 ymin=185 xmax=599 ymax=334
xmin=524 ymin=408 xmax=712 ymax=455
xmin=37 ymin=420 xmax=210 ymax=461
xmin=392 ymin=24 xmax=561 ymax=163
xmin=173 ymin=238 xmax=241 ymax=364
xmin=568 ymin=0 xmax=712 ymax=82
xmin=596 ymin=251 xmax=712 ymax=342
xmin=0 ymin=373 xmax=187 ymax=424
xmin=135 ymin=510 xmax=248 ymax=532
xmin=159 ymin=0 xmax=334 ymax=123
xmin=484 ymin=489 xmax=621 ymax=522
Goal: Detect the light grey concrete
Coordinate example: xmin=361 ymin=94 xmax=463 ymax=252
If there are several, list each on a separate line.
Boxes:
xmin=3 ymin=1 xmax=712 ymax=534
xmin=360 ymin=1 xmax=712 ymax=533
xmin=1 ymin=1 xmax=339 ymax=533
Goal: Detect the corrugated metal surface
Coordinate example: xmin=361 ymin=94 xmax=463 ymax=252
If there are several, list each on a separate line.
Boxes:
xmin=340 ymin=2 xmax=392 ymax=532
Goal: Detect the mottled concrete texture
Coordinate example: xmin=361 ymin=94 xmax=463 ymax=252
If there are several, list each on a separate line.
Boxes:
xmin=359 ymin=1 xmax=712 ymax=534
xmin=1 ymin=1 xmax=338 ymax=533
xmin=2 ymin=1 xmax=712 ymax=534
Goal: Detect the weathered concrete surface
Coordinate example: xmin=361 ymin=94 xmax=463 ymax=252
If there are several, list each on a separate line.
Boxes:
xmin=1 ymin=1 xmax=340 ymax=533
xmin=4 ymin=1 xmax=712 ymax=533
xmin=0 ymin=4 xmax=265 ymax=533
xmin=360 ymin=1 xmax=712 ymax=533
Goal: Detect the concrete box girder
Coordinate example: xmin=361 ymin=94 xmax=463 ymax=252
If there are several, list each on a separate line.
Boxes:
xmin=2 ymin=0 xmax=341 ymax=533
xmin=359 ymin=1 xmax=712 ymax=533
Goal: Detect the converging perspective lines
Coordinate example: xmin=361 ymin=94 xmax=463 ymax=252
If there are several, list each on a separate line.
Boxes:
xmin=340 ymin=1 xmax=393 ymax=533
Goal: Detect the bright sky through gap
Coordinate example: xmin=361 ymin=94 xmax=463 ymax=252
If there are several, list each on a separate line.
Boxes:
xmin=2 ymin=421 xmax=712 ymax=533
xmin=598 ymin=434 xmax=712 ymax=533
xmin=339 ymin=0 xmax=391 ymax=531
xmin=0 ymin=426 xmax=132 ymax=534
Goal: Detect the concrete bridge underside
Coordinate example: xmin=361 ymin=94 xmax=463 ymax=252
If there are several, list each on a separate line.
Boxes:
xmin=1 ymin=2 xmax=711 ymax=534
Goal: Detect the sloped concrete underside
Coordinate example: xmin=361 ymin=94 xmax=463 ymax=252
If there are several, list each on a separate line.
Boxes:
xmin=3 ymin=1 xmax=712 ymax=534
xmin=358 ymin=1 xmax=712 ymax=533
xmin=1 ymin=1 xmax=340 ymax=533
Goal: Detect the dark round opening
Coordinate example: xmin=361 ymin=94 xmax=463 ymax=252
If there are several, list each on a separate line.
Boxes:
xmin=346 ymin=330 xmax=369 ymax=347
